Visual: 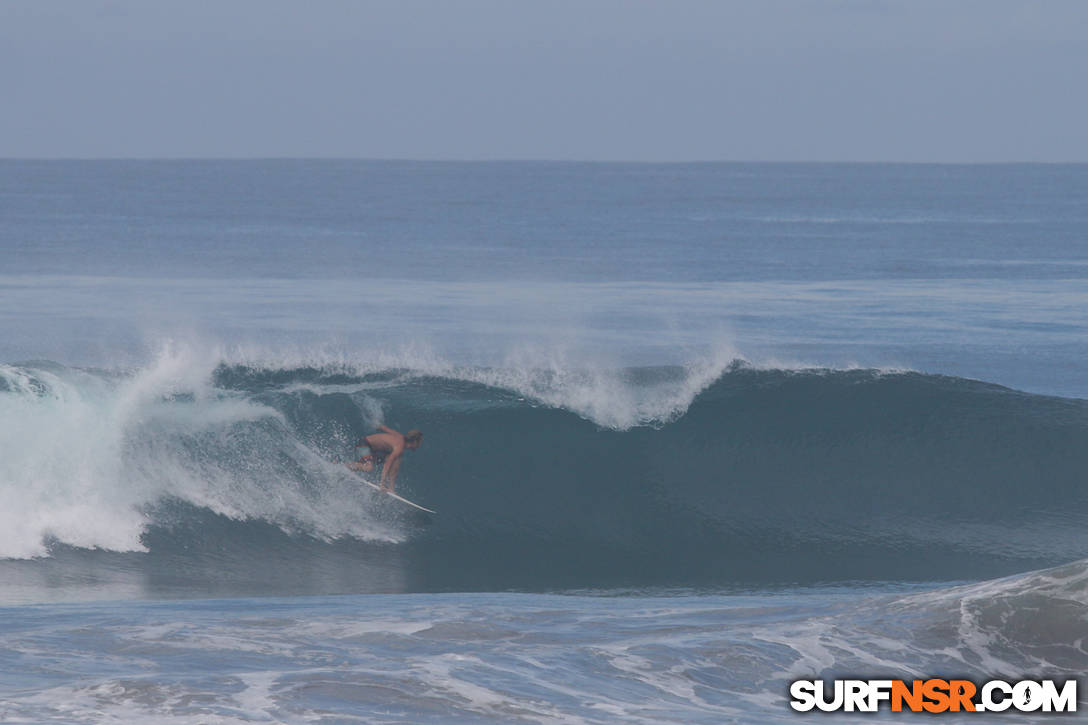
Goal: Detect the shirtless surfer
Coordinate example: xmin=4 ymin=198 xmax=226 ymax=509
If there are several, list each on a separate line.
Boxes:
xmin=347 ymin=425 xmax=423 ymax=493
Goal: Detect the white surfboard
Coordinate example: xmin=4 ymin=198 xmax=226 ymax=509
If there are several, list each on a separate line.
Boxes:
xmin=358 ymin=478 xmax=436 ymax=514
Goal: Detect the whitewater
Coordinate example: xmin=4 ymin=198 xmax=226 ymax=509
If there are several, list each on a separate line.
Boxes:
xmin=1 ymin=161 xmax=1087 ymax=722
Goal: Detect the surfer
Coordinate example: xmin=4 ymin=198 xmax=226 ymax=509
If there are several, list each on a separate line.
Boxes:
xmin=347 ymin=425 xmax=423 ymax=493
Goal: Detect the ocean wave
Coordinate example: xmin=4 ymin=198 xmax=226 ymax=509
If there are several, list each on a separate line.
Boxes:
xmin=2 ymin=349 xmax=1087 ymax=589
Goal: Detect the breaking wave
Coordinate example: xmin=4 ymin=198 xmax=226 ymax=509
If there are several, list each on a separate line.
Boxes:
xmin=2 ymin=345 xmax=1087 ymax=590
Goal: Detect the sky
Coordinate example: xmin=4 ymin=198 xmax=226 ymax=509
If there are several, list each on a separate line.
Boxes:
xmin=1 ymin=0 xmax=1086 ymax=162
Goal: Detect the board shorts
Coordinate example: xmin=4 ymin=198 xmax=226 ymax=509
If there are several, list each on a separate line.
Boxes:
xmin=354 ymin=444 xmax=375 ymax=463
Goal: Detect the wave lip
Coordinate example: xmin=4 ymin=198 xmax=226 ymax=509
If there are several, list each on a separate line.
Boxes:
xmin=212 ymin=340 xmax=742 ymax=430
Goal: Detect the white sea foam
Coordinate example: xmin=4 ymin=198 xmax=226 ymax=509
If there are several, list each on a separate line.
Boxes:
xmin=223 ymin=338 xmax=916 ymax=431
xmin=0 ymin=343 xmax=402 ymax=560
xmin=2 ymin=568 xmax=1084 ymax=724
xmin=215 ymin=338 xmax=746 ymax=430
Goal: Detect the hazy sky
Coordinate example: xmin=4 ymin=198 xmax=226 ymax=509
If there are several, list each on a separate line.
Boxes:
xmin=2 ymin=1 xmax=1086 ymax=161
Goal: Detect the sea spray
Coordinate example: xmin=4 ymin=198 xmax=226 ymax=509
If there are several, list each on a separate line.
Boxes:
xmin=0 ymin=346 xmax=402 ymax=560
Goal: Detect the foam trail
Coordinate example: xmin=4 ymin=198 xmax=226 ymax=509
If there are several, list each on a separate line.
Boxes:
xmin=1 ymin=561 xmax=1084 ymax=722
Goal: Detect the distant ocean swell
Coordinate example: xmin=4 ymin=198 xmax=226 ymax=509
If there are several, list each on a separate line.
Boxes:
xmin=2 ymin=351 xmax=1087 ymax=588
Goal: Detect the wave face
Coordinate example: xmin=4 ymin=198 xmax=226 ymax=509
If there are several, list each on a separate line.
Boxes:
xmin=3 ymin=351 xmax=1088 ymax=594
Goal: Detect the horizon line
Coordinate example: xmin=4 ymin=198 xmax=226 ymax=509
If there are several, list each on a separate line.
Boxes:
xmin=2 ymin=156 xmax=1087 ymax=166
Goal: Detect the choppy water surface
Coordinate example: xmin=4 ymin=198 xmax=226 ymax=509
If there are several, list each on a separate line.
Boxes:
xmin=2 ymin=161 xmax=1087 ymax=722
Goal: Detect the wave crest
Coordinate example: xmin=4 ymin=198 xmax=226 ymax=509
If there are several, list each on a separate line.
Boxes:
xmin=3 ymin=350 xmax=1087 ymax=589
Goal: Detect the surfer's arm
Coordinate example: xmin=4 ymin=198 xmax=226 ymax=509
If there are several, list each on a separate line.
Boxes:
xmin=377 ymin=424 xmax=398 ymax=435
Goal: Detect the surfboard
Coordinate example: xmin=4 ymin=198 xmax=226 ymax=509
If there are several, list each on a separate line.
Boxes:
xmin=358 ymin=478 xmax=436 ymax=514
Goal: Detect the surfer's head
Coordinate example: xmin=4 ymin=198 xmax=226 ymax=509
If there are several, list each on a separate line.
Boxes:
xmin=405 ymin=429 xmax=423 ymax=449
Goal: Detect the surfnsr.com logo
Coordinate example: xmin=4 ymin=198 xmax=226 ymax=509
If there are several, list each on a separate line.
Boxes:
xmin=789 ymin=679 xmax=1078 ymax=713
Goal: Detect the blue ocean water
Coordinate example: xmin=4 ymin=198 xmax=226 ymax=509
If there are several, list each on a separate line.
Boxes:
xmin=1 ymin=161 xmax=1086 ymax=722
